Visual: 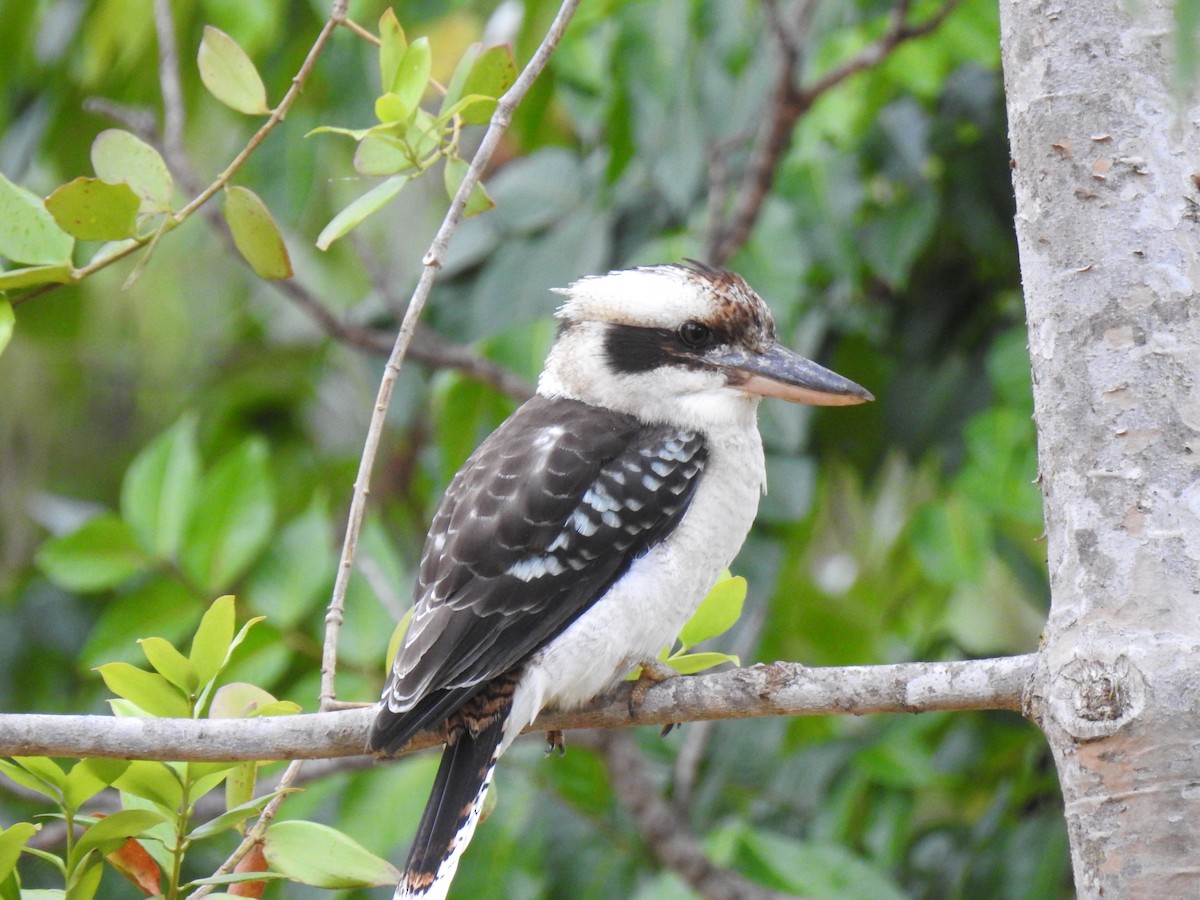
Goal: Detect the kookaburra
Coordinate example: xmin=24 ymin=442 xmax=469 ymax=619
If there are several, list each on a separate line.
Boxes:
xmin=368 ymin=262 xmax=872 ymax=899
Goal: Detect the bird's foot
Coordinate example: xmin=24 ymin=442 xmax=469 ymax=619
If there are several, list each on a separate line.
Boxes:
xmin=544 ymin=729 xmax=566 ymax=757
xmin=628 ymin=657 xmax=677 ymax=718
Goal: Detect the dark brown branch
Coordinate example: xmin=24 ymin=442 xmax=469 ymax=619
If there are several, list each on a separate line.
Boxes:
xmin=580 ymin=730 xmax=795 ymax=900
xmin=707 ymin=0 xmax=963 ymax=265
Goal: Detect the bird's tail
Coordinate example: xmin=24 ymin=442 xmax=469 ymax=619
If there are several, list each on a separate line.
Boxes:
xmin=394 ymin=679 xmax=515 ymax=900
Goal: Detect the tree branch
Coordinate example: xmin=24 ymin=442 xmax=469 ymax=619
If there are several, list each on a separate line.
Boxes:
xmin=318 ymin=0 xmax=584 ymax=709
xmin=0 ymin=656 xmax=1033 ymax=761
xmin=580 ymin=730 xmax=794 ymax=900
xmin=707 ymin=0 xmax=963 ymax=265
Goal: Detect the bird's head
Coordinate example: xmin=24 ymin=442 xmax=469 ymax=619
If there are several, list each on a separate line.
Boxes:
xmin=538 ymin=263 xmax=873 ymax=430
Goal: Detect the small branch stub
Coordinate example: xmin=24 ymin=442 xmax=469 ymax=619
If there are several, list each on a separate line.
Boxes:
xmin=1046 ymin=654 xmax=1146 ymax=742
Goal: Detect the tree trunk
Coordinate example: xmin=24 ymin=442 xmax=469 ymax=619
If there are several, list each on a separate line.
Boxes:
xmin=1000 ymin=0 xmax=1200 ymax=894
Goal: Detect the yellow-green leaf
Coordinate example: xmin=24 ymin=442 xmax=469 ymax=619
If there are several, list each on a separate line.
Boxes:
xmin=378 ymin=7 xmax=407 ymax=93
xmin=0 ymin=299 xmax=12 ymax=359
xmin=189 ymin=595 xmax=236 ymax=686
xmin=0 ymin=822 xmax=40 ymax=883
xmin=264 ymin=821 xmax=400 ymax=888
xmin=392 ymin=36 xmax=431 ymax=114
xmin=443 ymin=156 xmax=493 ymax=217
xmin=0 ymin=173 xmax=73 ymax=265
xmin=198 ymin=25 xmax=270 ymax=115
xmin=64 ymin=759 xmax=130 ymax=811
xmin=139 ymin=637 xmax=198 ymax=695
xmin=95 ymin=663 xmax=192 ymax=718
xmin=457 ymin=44 xmax=516 ymax=125
xmin=354 ymin=134 xmax=413 ymax=177
xmin=374 ymin=92 xmax=409 ymax=124
xmin=316 ymin=175 xmax=408 ymax=250
xmin=35 ymin=514 xmax=151 ymax=593
xmin=677 ymin=574 xmax=747 ymax=650
xmin=223 ymin=186 xmax=292 ymax=279
xmin=91 ymin=130 xmax=174 ymax=213
xmin=45 ymin=177 xmax=139 ymax=241
xmin=0 ymin=264 xmax=73 ymax=292
xmin=666 ymin=651 xmax=739 ymax=675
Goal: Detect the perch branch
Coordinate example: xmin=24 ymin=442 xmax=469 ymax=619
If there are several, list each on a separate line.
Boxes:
xmin=0 ymin=656 xmax=1034 ymax=761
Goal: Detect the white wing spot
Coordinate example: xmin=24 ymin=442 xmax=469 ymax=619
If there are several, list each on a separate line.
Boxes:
xmin=506 ymin=556 xmax=567 ymax=581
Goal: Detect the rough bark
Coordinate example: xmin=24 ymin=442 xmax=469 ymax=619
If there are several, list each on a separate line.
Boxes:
xmin=999 ymin=1 xmax=1200 ymax=894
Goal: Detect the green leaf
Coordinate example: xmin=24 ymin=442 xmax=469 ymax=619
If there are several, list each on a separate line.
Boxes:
xmin=0 ymin=264 xmax=73 ymax=291
xmin=189 ymin=595 xmax=236 ymax=687
xmin=665 ymin=651 xmax=739 ymax=675
xmin=244 ymin=496 xmax=334 ymax=629
xmin=354 ymin=134 xmax=415 ymax=177
xmin=70 ymin=810 xmax=168 ymax=870
xmin=138 ymin=637 xmax=198 ymax=695
xmin=0 ymin=173 xmax=73 ymax=265
xmin=0 ymin=759 xmax=61 ymax=802
xmin=187 ymin=761 xmax=241 ymax=800
xmin=95 ymin=662 xmax=192 ymax=718
xmin=187 ymin=791 xmax=276 ymax=841
xmin=197 ymin=25 xmax=270 ymax=115
xmin=439 ymin=42 xmax=481 ymax=117
xmin=64 ymin=856 xmax=102 ymax=900
xmin=457 ymin=44 xmax=516 ymax=125
xmin=209 ymin=682 xmax=294 ymax=718
xmin=910 ymin=496 xmax=990 ymax=586
xmin=63 ymin=759 xmax=130 ymax=811
xmin=120 ymin=415 xmax=201 ymax=560
xmin=0 ymin=823 xmax=39 ymax=883
xmin=44 ymin=177 xmax=139 ymax=241
xmin=443 ymin=156 xmax=493 ymax=217
xmin=35 ymin=514 xmax=151 ymax=592
xmin=677 ymin=574 xmax=747 ymax=650
xmin=113 ymin=761 xmax=184 ymax=812
xmin=6 ymin=757 xmax=66 ymax=798
xmin=315 ymin=175 xmax=408 ymax=250
xmin=91 ymin=129 xmax=174 ymax=213
xmin=374 ymin=92 xmax=410 ymax=124
xmin=377 ymin=8 xmax=407 ymax=93
xmin=0 ymin=300 xmax=12 ymax=358
xmin=263 ymin=821 xmax=400 ymax=888
xmin=392 ymin=36 xmax=431 ymax=115
xmin=223 ymin=185 xmax=292 ymax=279
xmin=180 ymin=438 xmax=274 ymax=592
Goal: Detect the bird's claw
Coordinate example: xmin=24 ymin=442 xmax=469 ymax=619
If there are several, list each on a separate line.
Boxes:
xmin=628 ymin=657 xmax=677 ymax=718
xmin=544 ymin=729 xmax=566 ymax=757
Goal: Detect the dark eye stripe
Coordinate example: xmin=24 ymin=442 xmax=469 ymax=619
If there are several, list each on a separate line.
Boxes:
xmin=602 ymin=323 xmax=732 ymax=375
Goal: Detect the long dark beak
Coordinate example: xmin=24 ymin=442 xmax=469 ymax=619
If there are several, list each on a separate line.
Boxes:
xmin=716 ymin=343 xmax=874 ymax=406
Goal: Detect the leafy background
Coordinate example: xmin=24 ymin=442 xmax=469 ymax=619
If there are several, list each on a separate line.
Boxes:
xmin=0 ymin=0 xmax=1068 ymax=896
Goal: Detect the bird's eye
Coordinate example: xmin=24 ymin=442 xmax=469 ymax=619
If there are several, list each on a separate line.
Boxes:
xmin=678 ymin=321 xmax=713 ymax=348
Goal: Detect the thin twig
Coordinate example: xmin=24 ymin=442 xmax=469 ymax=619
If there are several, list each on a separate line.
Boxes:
xmin=186 ymin=759 xmax=306 ymax=899
xmin=152 ymin=0 xmax=187 ymax=173
xmin=318 ymin=0 xmax=585 ymax=710
xmin=12 ymin=0 xmax=350 ymax=309
xmin=708 ymin=0 xmax=963 ymax=265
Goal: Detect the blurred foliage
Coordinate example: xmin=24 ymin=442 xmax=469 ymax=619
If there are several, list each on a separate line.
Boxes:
xmin=0 ymin=0 xmax=1069 ymax=897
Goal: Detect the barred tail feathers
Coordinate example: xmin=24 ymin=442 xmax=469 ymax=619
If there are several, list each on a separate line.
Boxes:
xmin=394 ymin=677 xmax=516 ymax=900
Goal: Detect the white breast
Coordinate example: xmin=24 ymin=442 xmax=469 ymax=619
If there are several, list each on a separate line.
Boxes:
xmin=503 ymin=422 xmax=766 ymax=747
